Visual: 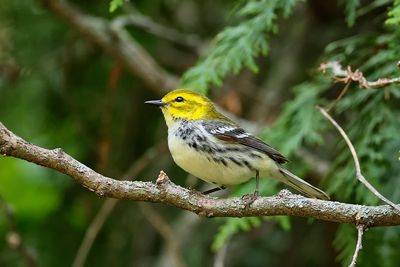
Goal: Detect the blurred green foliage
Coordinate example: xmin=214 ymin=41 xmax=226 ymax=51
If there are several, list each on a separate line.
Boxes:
xmin=109 ymin=0 xmax=124 ymax=12
xmin=386 ymin=0 xmax=400 ymax=25
xmin=180 ymin=0 xmax=301 ymax=93
xmin=0 ymin=158 xmax=63 ymax=220
xmin=1 ymin=0 xmax=400 ymax=266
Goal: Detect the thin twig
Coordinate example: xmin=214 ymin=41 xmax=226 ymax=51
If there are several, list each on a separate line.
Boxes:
xmin=349 ymin=225 xmax=365 ymax=267
xmin=317 ymin=106 xmax=400 ymax=214
xmin=72 ymin=199 xmax=117 ymax=267
xmin=72 ymin=142 xmax=166 ymax=267
xmin=319 ymin=61 xmax=400 ymax=89
xmin=0 ymin=196 xmax=38 ymax=267
xmin=327 ymin=80 xmax=351 ymax=112
xmin=213 ymin=242 xmax=228 ymax=267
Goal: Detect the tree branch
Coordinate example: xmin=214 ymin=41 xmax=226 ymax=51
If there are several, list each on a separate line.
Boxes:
xmin=319 ymin=61 xmax=400 ymax=89
xmin=1 ymin=122 xmax=400 ymax=226
xmin=39 ymin=0 xmax=259 ymax=133
xmin=111 ymin=8 xmax=202 ymax=51
xmin=40 ymin=0 xmax=178 ymax=94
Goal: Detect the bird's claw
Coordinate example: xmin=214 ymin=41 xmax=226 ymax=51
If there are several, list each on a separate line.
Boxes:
xmin=241 ymin=192 xmax=258 ymax=208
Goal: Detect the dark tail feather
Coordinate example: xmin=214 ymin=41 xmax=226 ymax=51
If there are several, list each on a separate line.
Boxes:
xmin=277 ymin=168 xmax=330 ymax=200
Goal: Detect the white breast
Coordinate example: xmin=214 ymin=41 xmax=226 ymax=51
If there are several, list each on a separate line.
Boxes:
xmin=168 ymin=134 xmax=251 ymax=185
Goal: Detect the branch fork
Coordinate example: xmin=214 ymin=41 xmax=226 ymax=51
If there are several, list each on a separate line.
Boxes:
xmin=319 ymin=61 xmax=400 ymax=89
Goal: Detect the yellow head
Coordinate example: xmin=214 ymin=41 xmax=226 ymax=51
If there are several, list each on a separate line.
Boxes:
xmin=145 ymin=89 xmax=228 ymax=127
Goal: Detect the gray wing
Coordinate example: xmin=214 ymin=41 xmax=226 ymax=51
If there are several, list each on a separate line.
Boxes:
xmin=202 ymin=120 xmax=288 ymax=164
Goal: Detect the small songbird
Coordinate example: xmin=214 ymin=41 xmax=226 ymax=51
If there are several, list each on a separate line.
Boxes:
xmin=145 ymin=89 xmax=329 ymax=201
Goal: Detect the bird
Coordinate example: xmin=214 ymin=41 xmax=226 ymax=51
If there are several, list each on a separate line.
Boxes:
xmin=145 ymin=89 xmax=329 ymax=202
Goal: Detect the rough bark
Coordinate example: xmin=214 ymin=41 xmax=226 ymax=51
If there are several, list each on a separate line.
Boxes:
xmin=1 ymin=122 xmax=400 ymax=227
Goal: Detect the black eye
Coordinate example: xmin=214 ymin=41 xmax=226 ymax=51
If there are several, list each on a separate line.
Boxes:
xmin=175 ymin=96 xmax=184 ymax=102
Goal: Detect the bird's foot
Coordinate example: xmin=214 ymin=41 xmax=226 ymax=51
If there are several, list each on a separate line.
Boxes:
xmin=241 ymin=191 xmax=258 ymax=208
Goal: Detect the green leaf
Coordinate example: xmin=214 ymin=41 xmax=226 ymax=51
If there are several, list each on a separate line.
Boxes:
xmin=212 ymin=217 xmax=261 ymax=251
xmin=109 ymin=0 xmax=124 ymax=13
xmin=264 ymin=216 xmax=291 ymax=231
xmin=260 ymin=77 xmax=331 ymax=157
xmin=339 ymin=0 xmax=360 ymax=27
xmin=334 ymin=224 xmax=357 ymax=265
xmin=386 ymin=0 xmax=400 ymax=25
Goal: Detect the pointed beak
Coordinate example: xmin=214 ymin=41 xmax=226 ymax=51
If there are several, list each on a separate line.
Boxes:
xmin=144 ymin=99 xmax=166 ymax=107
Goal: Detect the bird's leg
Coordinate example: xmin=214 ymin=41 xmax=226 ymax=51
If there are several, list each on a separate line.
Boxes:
xmin=203 ymin=186 xmax=226 ymax=195
xmin=254 ymin=170 xmax=260 ymax=197
xmin=242 ymin=170 xmax=260 ymax=207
